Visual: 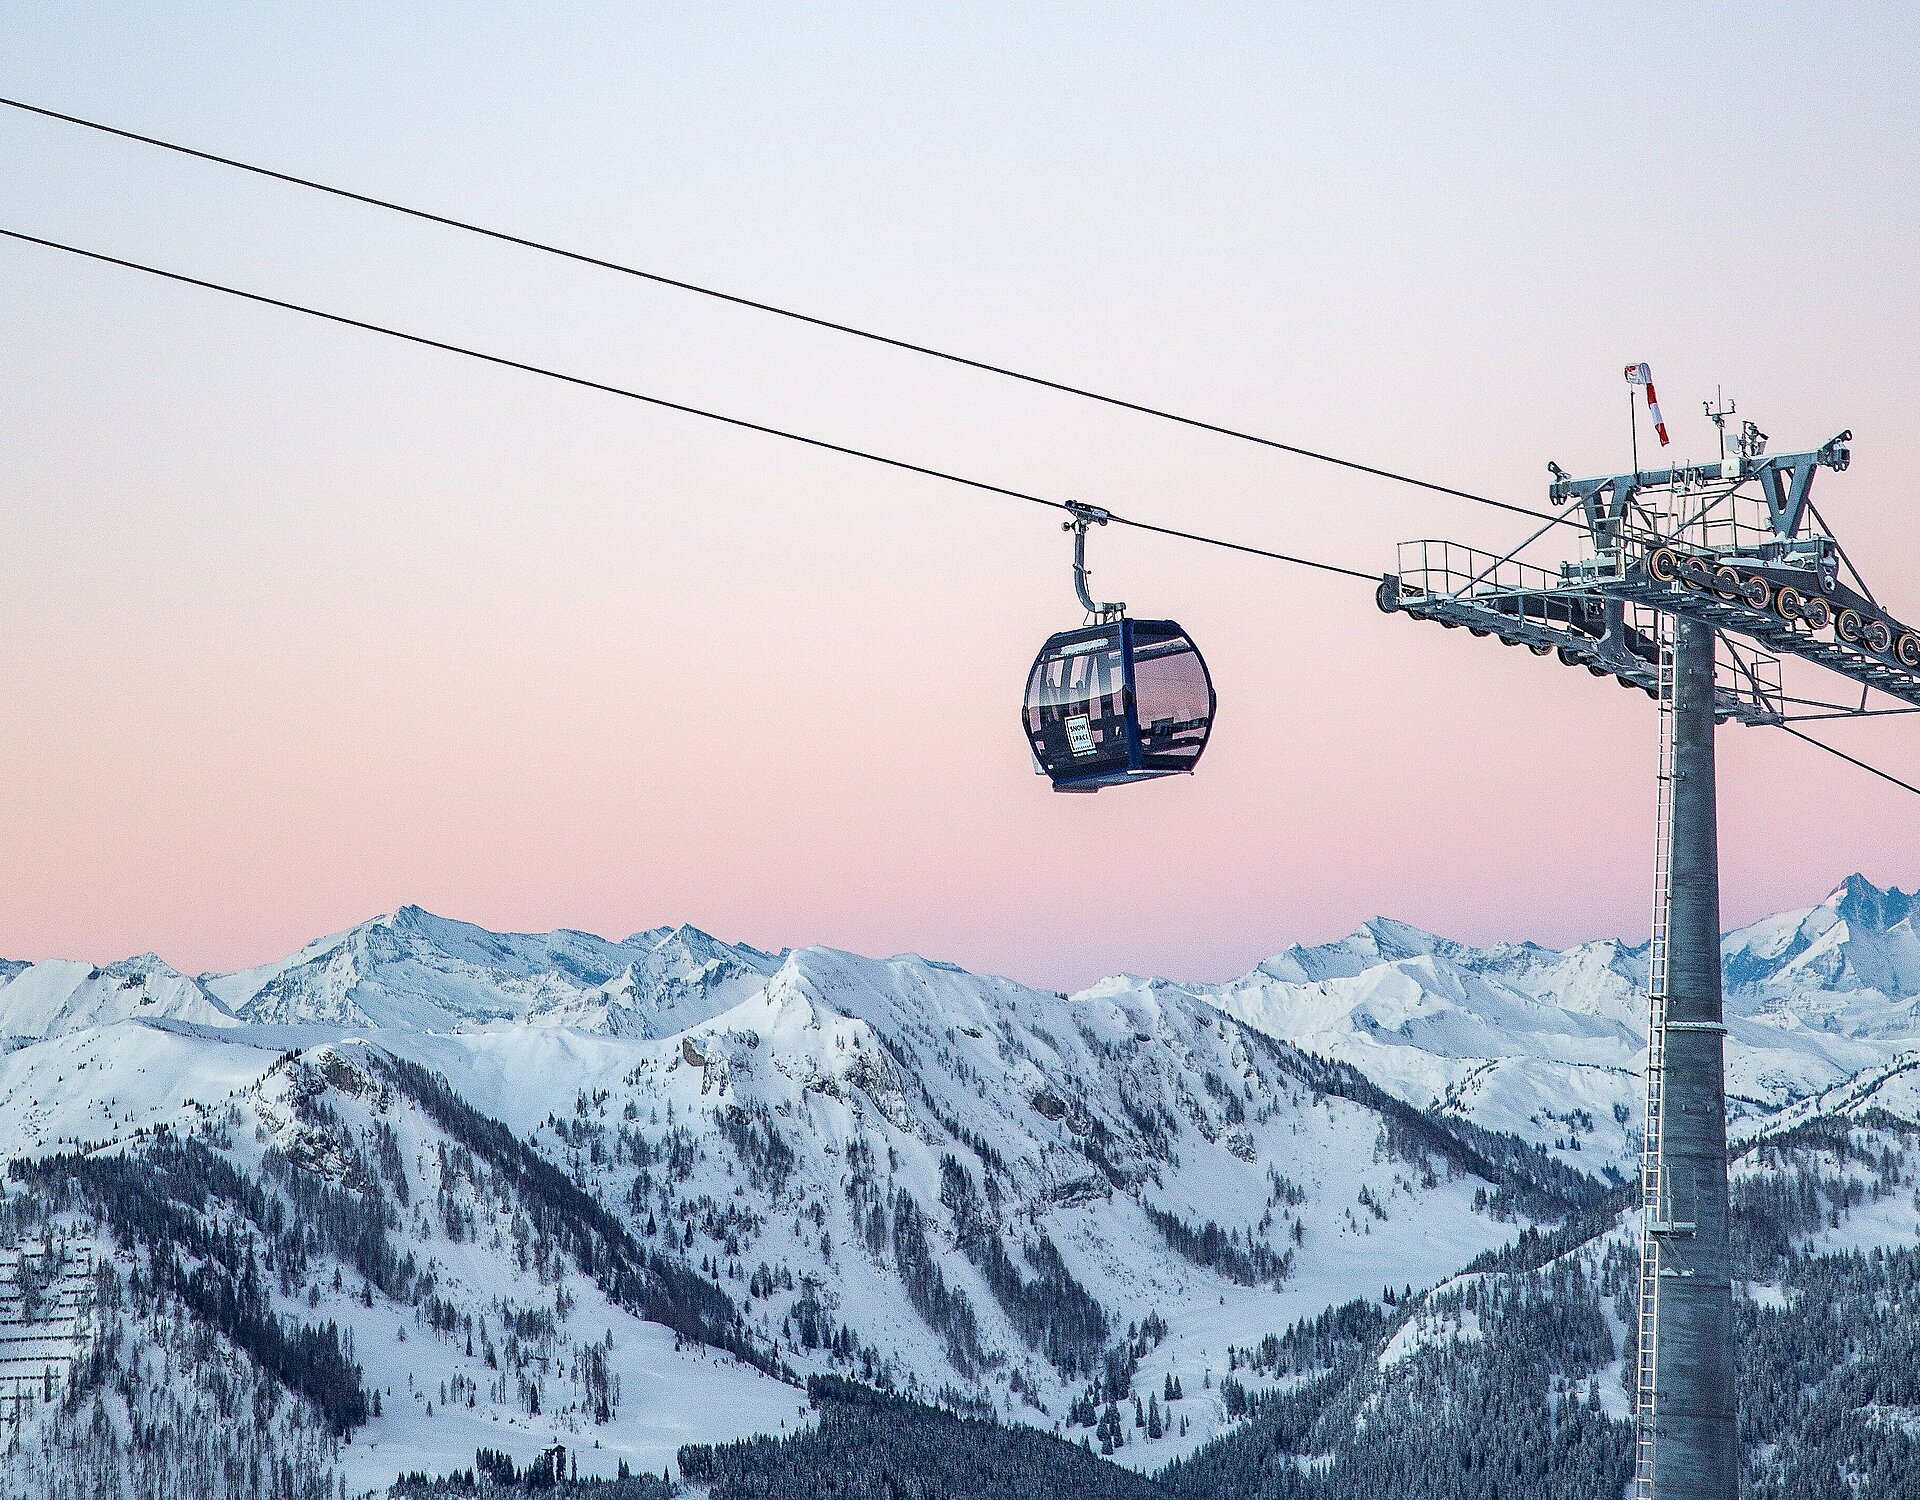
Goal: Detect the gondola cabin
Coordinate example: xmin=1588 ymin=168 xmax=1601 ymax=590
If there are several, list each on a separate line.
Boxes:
xmin=1023 ymin=619 xmax=1215 ymax=792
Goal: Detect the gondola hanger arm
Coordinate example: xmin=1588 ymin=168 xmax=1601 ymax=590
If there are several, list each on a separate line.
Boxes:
xmin=1065 ymin=503 xmax=1125 ymax=620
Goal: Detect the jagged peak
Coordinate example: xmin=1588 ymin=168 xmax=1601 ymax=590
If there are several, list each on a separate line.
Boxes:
xmin=650 ymin=921 xmax=729 ymax=952
xmin=617 ymin=921 xmax=783 ymax=969
xmin=1250 ymin=915 xmax=1444 ymax=982
xmin=1823 ymin=873 xmax=1916 ymax=931
xmin=372 ymin=904 xmax=613 ymax=947
xmin=370 ymin=903 xmax=490 ymax=942
xmin=105 ymin=952 xmax=183 ymax=975
xmin=1356 ymin=915 xmax=1446 ymax=957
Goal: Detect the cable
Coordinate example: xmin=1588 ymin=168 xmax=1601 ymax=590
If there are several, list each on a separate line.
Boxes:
xmin=1778 ymin=725 xmax=1920 ymax=800
xmin=2 ymin=231 xmax=1908 ymax=798
xmin=0 ymin=227 xmax=1378 ymax=584
xmin=1116 ymin=521 xmax=1374 ymax=580
xmin=0 ymin=94 xmax=1567 ymax=530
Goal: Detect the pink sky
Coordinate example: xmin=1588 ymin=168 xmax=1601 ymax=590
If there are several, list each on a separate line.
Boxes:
xmin=3 ymin=5 xmax=1917 ymax=989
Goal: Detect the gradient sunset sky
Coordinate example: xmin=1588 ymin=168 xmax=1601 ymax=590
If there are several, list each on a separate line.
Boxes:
xmin=4 ymin=4 xmax=1916 ymax=989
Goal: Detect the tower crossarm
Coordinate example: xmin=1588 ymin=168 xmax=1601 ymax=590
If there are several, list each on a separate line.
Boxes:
xmin=1548 ymin=434 xmax=1851 ymax=540
xmin=1379 ymin=540 xmax=1784 ymax=726
xmin=1386 ymin=425 xmax=1920 ymax=720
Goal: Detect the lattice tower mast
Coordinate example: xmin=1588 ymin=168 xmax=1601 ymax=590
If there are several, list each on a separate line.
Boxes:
xmin=1377 ymin=400 xmax=1919 ymax=1500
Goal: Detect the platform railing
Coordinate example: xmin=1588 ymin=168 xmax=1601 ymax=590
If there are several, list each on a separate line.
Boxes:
xmin=1395 ymin=539 xmax=1570 ymax=604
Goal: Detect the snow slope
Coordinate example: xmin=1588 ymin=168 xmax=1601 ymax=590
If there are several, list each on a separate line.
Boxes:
xmin=242 ymin=1044 xmax=811 ymax=1493
xmin=198 ymin=906 xmax=777 ymax=1032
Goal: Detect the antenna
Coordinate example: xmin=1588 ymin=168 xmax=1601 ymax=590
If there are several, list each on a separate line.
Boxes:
xmin=1704 ymin=388 xmax=1738 ymax=467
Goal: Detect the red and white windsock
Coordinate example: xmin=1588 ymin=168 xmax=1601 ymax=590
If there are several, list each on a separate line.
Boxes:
xmin=1624 ymin=362 xmax=1670 ymax=446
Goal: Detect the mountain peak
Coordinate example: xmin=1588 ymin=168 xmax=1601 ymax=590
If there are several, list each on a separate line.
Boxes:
xmin=1356 ymin=916 xmax=1444 ymax=958
xmin=1825 ymin=874 xmax=1915 ymax=931
xmin=656 ymin=922 xmax=723 ymax=949
xmin=381 ymin=903 xmax=446 ymax=932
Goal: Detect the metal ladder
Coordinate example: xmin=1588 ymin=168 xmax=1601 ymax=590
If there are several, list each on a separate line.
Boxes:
xmin=1634 ymin=615 xmax=1677 ymax=1500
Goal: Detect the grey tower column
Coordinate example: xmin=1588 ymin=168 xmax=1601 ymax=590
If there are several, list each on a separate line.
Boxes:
xmin=1650 ymin=615 xmax=1738 ymax=1499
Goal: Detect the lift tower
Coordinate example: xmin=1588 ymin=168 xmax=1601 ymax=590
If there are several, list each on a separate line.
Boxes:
xmin=1377 ymin=404 xmax=1920 ymax=1500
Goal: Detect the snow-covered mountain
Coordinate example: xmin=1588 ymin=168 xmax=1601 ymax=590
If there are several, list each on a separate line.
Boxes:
xmin=0 ymin=952 xmax=236 ymax=1039
xmin=0 ymin=919 xmax=1602 ymax=1495
xmin=1724 ymin=873 xmax=1920 ymax=1033
xmin=1 ymin=875 xmax=1916 ymax=1497
xmin=522 ymin=923 xmax=783 ymax=1038
xmin=4 ymin=878 xmax=1916 ymax=1174
xmin=1086 ymin=876 xmax=1920 ymax=1171
xmin=195 ymin=905 xmax=781 ymax=1033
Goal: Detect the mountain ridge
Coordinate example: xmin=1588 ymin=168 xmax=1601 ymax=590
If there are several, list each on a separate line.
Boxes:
xmin=10 ymin=876 xmax=1920 ymax=1173
xmin=2 ymin=875 xmax=1916 ymax=1497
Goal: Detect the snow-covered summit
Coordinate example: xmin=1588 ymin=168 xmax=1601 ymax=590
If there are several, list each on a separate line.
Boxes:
xmin=1724 ymin=874 xmax=1920 ymax=1034
xmin=0 ymin=952 xmax=235 ymax=1039
xmin=1252 ymin=917 xmax=1446 ymax=982
xmin=526 ymin=924 xmax=781 ymax=1038
xmin=194 ymin=906 xmax=773 ymax=1032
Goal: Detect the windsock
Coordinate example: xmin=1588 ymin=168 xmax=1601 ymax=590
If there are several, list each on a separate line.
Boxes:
xmin=1624 ymin=362 xmax=1670 ymax=446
